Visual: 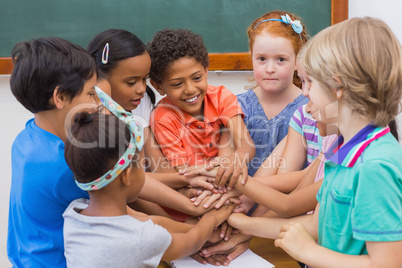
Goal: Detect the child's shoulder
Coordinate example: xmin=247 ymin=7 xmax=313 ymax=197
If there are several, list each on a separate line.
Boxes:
xmin=152 ymin=97 xmax=183 ymax=121
xmin=236 ymin=88 xmax=255 ymax=101
xmin=236 ymin=89 xmax=259 ymax=112
xmin=207 ymin=84 xmax=234 ymax=98
xmin=364 ymin=132 xmax=402 ymax=167
xmin=206 ymin=84 xmax=239 ymax=107
xmin=13 ymin=118 xmax=64 ymax=151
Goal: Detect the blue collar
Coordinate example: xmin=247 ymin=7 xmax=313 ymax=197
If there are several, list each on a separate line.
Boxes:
xmin=324 ymin=124 xmax=390 ymax=167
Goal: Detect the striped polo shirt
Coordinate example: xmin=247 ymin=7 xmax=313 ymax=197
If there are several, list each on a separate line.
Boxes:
xmin=289 ymin=104 xmax=322 ymax=165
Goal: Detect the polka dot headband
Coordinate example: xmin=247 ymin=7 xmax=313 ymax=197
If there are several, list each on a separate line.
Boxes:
xmin=75 ymin=86 xmax=143 ymax=191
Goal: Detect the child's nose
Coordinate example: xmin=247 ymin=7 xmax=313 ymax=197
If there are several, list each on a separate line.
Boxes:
xmin=266 ymin=60 xmax=275 ymax=73
xmin=302 ymin=82 xmax=310 ymax=97
xmin=135 ymin=82 xmax=147 ymax=96
xmin=184 ymin=81 xmax=196 ymax=94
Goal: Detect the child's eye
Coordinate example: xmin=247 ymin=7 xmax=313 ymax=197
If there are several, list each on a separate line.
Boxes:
xmin=258 ymin=57 xmax=266 ymax=62
xmin=277 ymin=57 xmax=285 ymax=62
xmin=193 ymin=75 xmax=202 ymax=81
xmin=127 ymin=82 xmax=136 ymax=86
xmin=171 ymin=82 xmax=182 ymax=87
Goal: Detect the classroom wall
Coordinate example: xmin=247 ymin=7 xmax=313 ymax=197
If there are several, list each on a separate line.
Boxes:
xmin=1 ymin=1 xmax=402 ymax=266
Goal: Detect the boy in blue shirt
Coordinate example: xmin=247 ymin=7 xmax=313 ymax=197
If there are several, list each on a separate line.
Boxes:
xmin=7 ymin=37 xmax=98 ymax=267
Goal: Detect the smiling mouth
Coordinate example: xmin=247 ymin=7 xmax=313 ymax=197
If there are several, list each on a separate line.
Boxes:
xmin=184 ymin=95 xmax=199 ymax=103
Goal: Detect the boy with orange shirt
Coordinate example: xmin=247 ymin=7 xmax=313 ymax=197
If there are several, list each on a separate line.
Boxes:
xmin=148 ymin=28 xmax=255 ymax=189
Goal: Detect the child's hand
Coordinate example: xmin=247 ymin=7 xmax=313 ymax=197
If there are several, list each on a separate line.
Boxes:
xmin=177 ymin=187 xmax=203 ymax=199
xmin=207 ymin=222 xmax=235 ymax=243
xmin=191 ymin=189 xmax=214 ymax=206
xmin=214 ymin=153 xmax=249 ymax=190
xmin=180 ymin=165 xmax=218 ymax=178
xmin=196 ymin=188 xmax=242 ymax=209
xmin=233 ymin=194 xmax=256 ymax=214
xmin=200 ymin=233 xmax=251 ymax=262
xmin=191 ymin=252 xmax=231 ymax=266
xmin=213 ymin=188 xmax=242 ymax=209
xmin=203 ymin=203 xmax=236 ymax=227
xmin=218 ymin=221 xmax=236 ymax=242
xmin=207 ymin=229 xmax=223 ymax=244
xmin=186 ymin=175 xmax=216 ymax=192
xmin=274 ymin=222 xmax=316 ymax=262
xmin=227 ymin=213 xmax=250 ymax=235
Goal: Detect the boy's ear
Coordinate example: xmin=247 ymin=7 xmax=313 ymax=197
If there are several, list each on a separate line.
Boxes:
xmin=336 ymin=88 xmax=344 ymax=100
xmin=150 ymin=80 xmax=166 ymax=96
xmin=332 ymin=76 xmax=344 ymax=100
xmin=53 ymin=86 xmax=65 ymax=110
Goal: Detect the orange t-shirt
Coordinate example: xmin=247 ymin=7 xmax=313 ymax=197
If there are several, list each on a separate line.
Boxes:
xmin=150 ymin=85 xmax=244 ymax=168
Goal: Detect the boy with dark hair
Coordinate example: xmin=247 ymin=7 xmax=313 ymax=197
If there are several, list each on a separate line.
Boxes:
xmin=7 ymin=37 xmax=98 ymax=267
xmin=148 ymin=29 xmax=254 ymax=187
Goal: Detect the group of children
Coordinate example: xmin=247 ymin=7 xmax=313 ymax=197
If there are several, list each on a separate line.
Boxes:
xmin=7 ymin=9 xmax=402 ymax=268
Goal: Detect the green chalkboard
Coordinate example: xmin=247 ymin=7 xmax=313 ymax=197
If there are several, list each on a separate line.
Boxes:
xmin=0 ymin=0 xmax=331 ymax=57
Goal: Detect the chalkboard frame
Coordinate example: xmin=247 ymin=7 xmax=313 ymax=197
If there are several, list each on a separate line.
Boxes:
xmin=0 ymin=0 xmax=347 ymax=74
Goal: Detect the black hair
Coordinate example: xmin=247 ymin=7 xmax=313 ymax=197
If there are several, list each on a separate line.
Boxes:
xmin=64 ymin=111 xmax=131 ymax=183
xmin=87 ymin=29 xmax=155 ymax=104
xmin=10 ymin=37 xmax=97 ymax=113
xmin=147 ymin=28 xmax=209 ymax=84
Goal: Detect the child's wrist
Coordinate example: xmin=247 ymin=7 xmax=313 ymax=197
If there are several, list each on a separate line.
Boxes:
xmin=201 ymin=213 xmax=219 ymax=227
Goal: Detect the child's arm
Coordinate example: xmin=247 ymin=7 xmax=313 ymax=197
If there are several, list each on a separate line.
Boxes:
xmin=160 ymin=204 xmax=236 ymax=261
xmin=228 ymin=204 xmax=318 ymax=240
xmin=217 ymin=126 xmax=235 ymax=157
xmin=139 ymin=135 xmax=215 ymax=191
xmin=198 ymin=232 xmax=253 ymax=259
xmin=147 ymin=170 xmax=215 ymax=192
xmin=253 ymin=126 xmax=307 ymax=178
xmin=277 ymin=127 xmax=308 ymax=174
xmin=234 ymin=171 xmax=321 ymax=218
xmin=253 ymin=162 xmax=314 ymax=194
xmin=142 ymin=127 xmax=176 ymax=173
xmin=129 ymin=198 xmax=171 ymax=218
xmin=185 ymin=159 xmax=320 ymax=217
xmin=253 ymin=135 xmax=287 ymax=177
xmin=214 ymin=114 xmax=255 ymax=189
xmin=276 ymin=222 xmax=402 ymax=267
xmin=138 ymin=174 xmax=219 ymax=216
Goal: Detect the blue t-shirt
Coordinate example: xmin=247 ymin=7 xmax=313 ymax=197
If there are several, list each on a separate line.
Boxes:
xmin=8 ymin=118 xmax=88 ymax=267
xmin=237 ymin=90 xmax=308 ymax=176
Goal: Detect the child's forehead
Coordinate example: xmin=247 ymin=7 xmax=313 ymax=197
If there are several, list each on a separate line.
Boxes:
xmin=164 ymin=57 xmax=205 ymax=79
xmin=252 ymin=33 xmax=295 ymax=56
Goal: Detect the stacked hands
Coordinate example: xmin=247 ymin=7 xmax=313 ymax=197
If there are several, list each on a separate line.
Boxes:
xmin=177 ymin=157 xmax=316 ymax=266
xmin=177 ymin=157 xmax=253 ymax=266
xmin=175 ymin=156 xmax=313 ymax=266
